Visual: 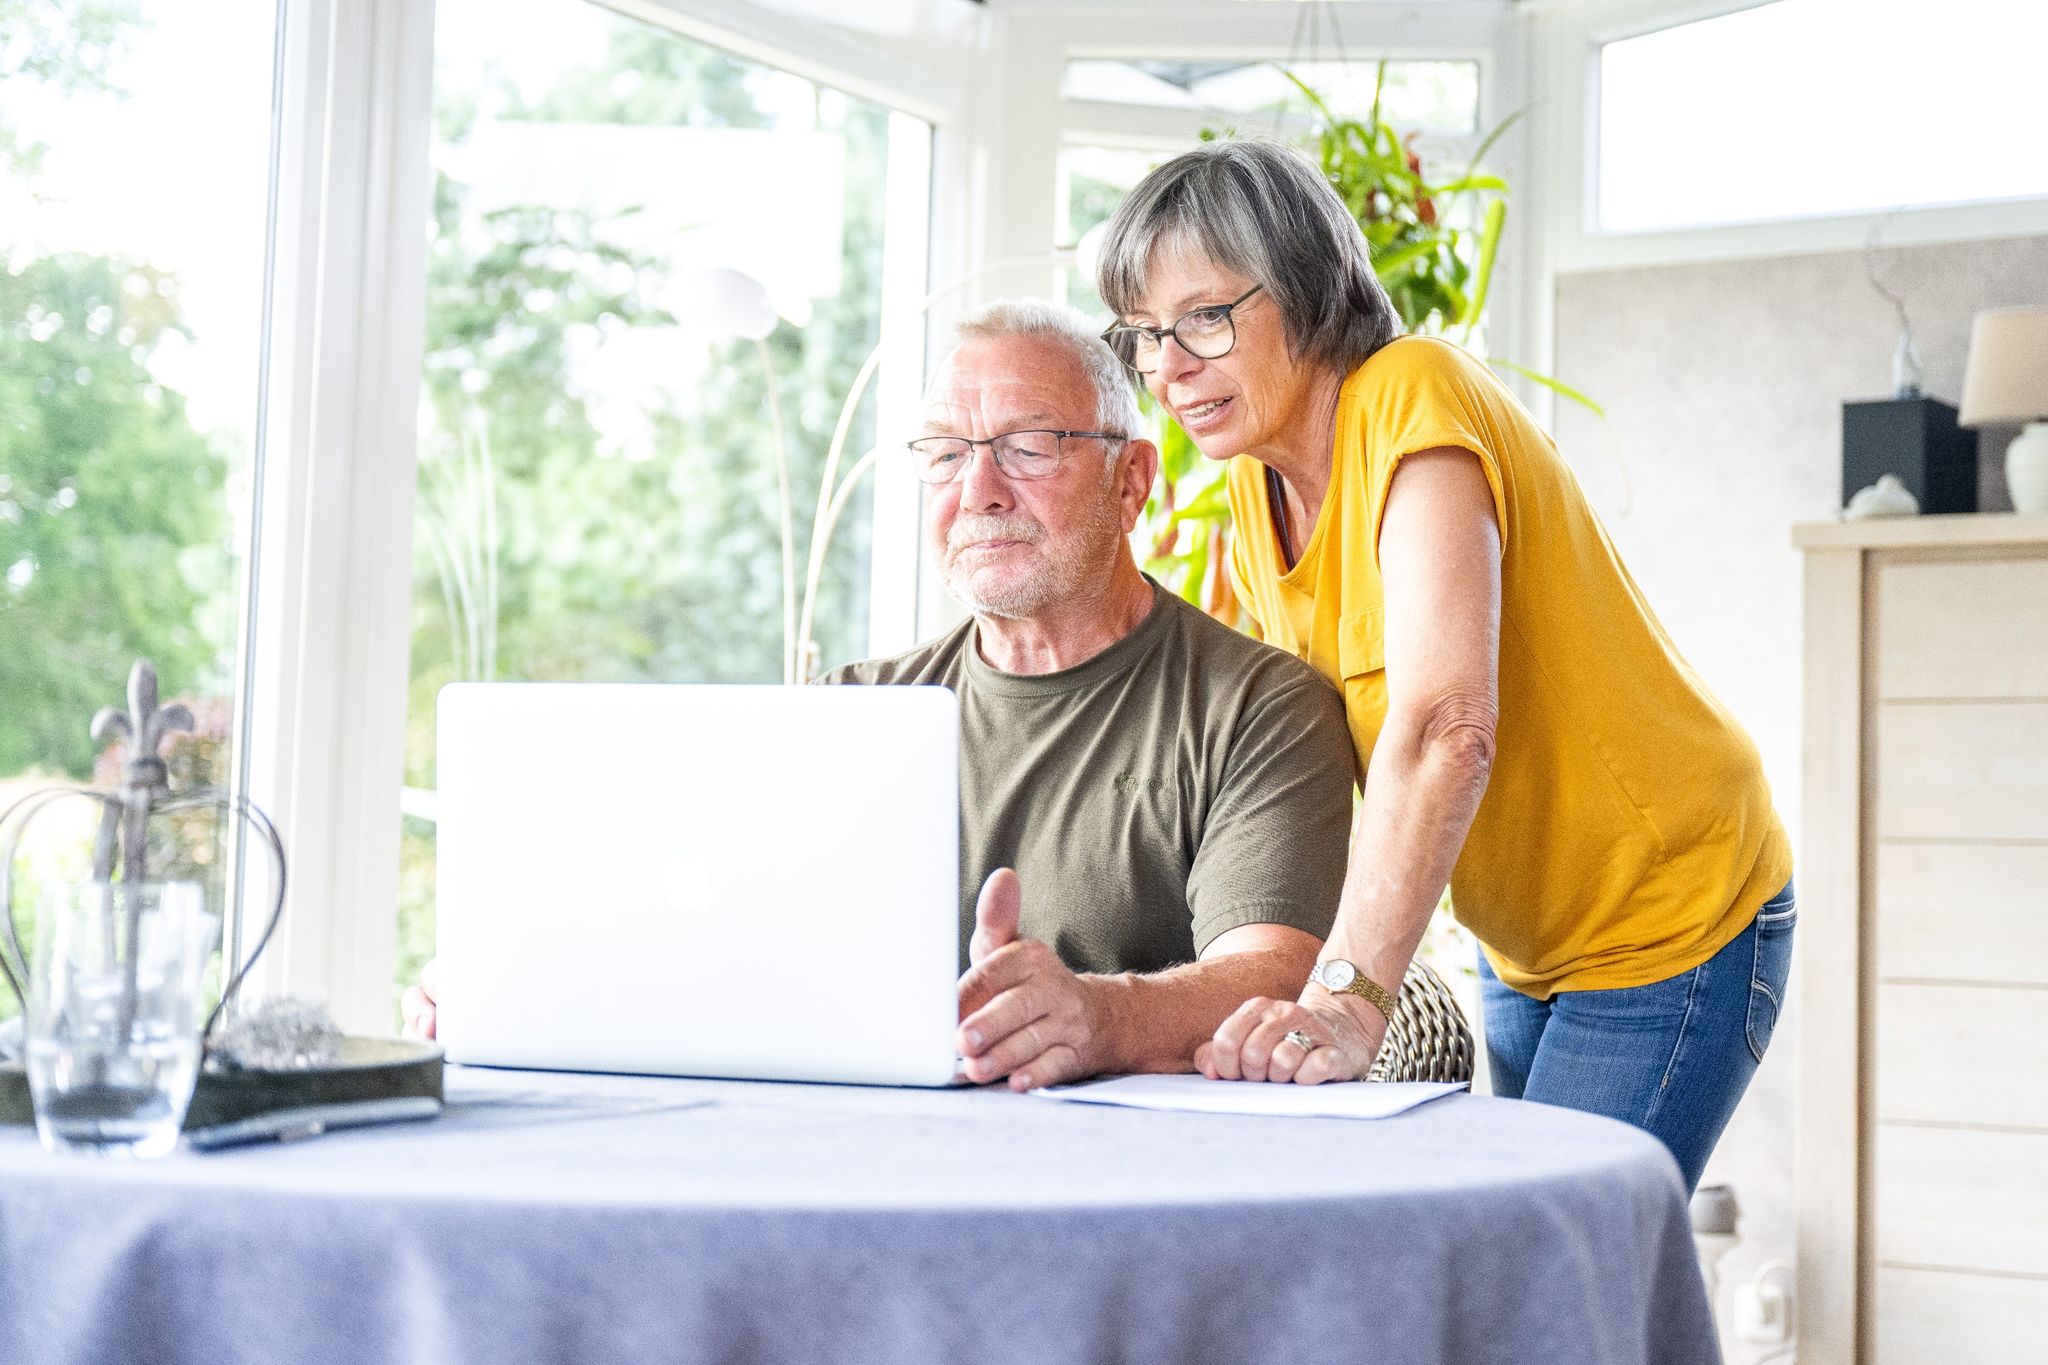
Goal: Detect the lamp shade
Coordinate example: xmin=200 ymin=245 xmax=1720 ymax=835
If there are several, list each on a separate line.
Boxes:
xmin=1957 ymin=305 xmax=2048 ymax=427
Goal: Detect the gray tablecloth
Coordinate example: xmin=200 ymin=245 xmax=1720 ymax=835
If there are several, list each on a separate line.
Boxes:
xmin=0 ymin=1067 xmax=1716 ymax=1365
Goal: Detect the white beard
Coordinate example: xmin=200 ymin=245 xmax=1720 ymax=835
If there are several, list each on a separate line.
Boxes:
xmin=940 ymin=466 xmax=1126 ymax=619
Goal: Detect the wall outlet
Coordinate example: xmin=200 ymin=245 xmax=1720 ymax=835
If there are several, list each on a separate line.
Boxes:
xmin=1734 ymin=1261 xmax=1794 ymax=1345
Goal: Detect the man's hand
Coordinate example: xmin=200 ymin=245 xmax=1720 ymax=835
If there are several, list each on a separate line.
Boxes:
xmin=401 ymin=957 xmax=440 ymax=1041
xmin=956 ymin=868 xmax=1111 ymax=1091
xmin=1196 ymin=987 xmax=1386 ymax=1085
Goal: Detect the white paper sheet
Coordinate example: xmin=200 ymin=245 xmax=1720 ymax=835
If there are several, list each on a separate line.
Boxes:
xmin=1030 ymin=1074 xmax=1466 ymax=1119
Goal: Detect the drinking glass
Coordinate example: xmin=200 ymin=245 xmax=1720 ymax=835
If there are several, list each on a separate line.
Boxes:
xmin=26 ymin=880 xmax=218 ymax=1158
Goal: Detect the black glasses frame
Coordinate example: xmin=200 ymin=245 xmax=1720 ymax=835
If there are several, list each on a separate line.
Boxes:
xmin=904 ymin=429 xmax=1128 ymax=486
xmin=1101 ymin=285 xmax=1264 ymax=375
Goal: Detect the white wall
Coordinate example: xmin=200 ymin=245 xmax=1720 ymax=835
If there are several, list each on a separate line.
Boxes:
xmin=1551 ymin=228 xmax=2048 ymax=1363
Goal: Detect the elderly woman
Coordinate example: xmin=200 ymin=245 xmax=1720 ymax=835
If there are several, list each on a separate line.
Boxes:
xmin=1095 ymin=140 xmax=1793 ymax=1191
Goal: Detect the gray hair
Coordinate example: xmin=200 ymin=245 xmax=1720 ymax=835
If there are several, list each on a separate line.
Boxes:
xmin=1095 ymin=139 xmax=1403 ymax=377
xmin=947 ymin=297 xmax=1144 ymax=439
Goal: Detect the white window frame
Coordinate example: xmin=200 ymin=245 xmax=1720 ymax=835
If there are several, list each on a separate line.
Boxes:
xmin=1533 ymin=0 xmax=2048 ymax=275
xmin=237 ymin=0 xmax=436 ymax=1032
xmin=244 ymin=0 xmax=971 ymax=1029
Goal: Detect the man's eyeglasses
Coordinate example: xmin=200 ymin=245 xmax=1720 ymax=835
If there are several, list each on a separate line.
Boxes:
xmin=1101 ymin=285 xmax=1264 ymax=376
xmin=905 ymin=429 xmax=1127 ymax=486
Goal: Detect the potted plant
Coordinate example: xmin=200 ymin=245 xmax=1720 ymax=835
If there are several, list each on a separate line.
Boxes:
xmin=1140 ymin=64 xmax=1598 ymax=624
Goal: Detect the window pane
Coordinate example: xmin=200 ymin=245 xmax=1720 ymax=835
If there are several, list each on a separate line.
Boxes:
xmin=0 ymin=0 xmax=274 ymax=1016
xmin=1065 ymin=59 xmax=1479 ymax=134
xmin=1598 ymin=0 xmax=2048 ymax=232
xmin=1059 ymin=146 xmax=1172 ymax=319
xmin=400 ymin=0 xmax=927 ymax=1000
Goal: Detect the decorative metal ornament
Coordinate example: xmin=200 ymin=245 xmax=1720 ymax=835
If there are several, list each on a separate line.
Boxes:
xmin=1 ymin=660 xmax=443 ymax=1142
xmin=0 ymin=659 xmax=288 ymax=1050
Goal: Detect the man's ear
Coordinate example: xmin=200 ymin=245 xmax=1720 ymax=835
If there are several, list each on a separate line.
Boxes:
xmin=1118 ymin=438 xmax=1160 ymax=533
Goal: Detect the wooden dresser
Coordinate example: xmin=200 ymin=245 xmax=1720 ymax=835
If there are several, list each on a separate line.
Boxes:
xmin=1794 ymin=514 xmax=2048 ymax=1364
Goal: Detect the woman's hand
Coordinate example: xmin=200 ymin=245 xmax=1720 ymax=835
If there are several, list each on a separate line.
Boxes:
xmin=1195 ymin=990 xmax=1387 ymax=1085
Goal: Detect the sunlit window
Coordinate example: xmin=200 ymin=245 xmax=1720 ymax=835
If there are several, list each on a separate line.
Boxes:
xmin=0 ymin=0 xmax=276 ymax=1009
xmin=1597 ymin=0 xmax=2048 ymax=232
xmin=397 ymin=0 xmax=930 ymax=1001
xmin=1058 ymin=146 xmax=1172 ymax=320
xmin=1065 ymin=59 xmax=1479 ymax=135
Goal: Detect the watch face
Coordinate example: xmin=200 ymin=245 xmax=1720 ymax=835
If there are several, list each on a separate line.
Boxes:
xmin=1319 ymin=959 xmax=1357 ymax=991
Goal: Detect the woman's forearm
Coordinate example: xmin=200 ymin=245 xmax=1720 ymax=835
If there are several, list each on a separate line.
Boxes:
xmin=1322 ymin=698 xmax=1496 ymax=1011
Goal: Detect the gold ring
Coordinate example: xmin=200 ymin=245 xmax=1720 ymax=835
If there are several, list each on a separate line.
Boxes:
xmin=1283 ymin=1029 xmax=1315 ymax=1053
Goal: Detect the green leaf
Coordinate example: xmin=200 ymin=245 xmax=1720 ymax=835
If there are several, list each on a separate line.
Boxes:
xmin=1460 ymin=199 xmax=1507 ymax=336
xmin=1167 ymin=479 xmax=1232 ymax=524
xmin=1462 ymin=107 xmax=1527 ymax=186
xmin=1487 ymin=358 xmax=1607 ymax=419
xmin=1157 ymin=415 xmax=1200 ymax=484
xmin=1180 ymin=522 xmax=1212 ymax=605
xmin=1277 ymin=66 xmax=1338 ymax=125
xmin=1370 ymin=238 xmax=1437 ymax=280
xmin=1424 ymin=174 xmax=1509 ymax=197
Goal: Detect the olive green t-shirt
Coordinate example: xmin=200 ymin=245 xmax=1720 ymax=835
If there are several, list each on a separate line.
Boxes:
xmin=823 ymin=584 xmax=1356 ymax=975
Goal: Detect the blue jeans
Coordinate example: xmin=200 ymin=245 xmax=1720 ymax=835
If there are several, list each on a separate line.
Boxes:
xmin=1477 ymin=881 xmax=1796 ymax=1193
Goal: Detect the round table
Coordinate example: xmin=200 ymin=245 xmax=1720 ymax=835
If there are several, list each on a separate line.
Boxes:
xmin=0 ymin=1067 xmax=1715 ymax=1365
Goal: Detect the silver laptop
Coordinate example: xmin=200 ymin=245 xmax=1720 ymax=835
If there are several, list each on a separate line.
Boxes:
xmin=434 ymin=682 xmax=962 ymax=1087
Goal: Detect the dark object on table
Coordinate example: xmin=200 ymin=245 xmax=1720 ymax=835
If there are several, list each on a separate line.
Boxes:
xmin=1841 ymin=396 xmax=1977 ymax=514
xmin=0 ymin=1035 xmax=444 ymax=1134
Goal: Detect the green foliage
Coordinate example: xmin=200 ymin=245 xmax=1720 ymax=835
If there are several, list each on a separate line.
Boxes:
xmin=0 ymin=0 xmax=141 ymax=179
xmin=1138 ymin=403 xmax=1234 ymax=611
xmin=516 ymin=23 xmax=771 ymax=132
xmin=407 ymin=21 xmax=887 ymax=743
xmin=0 ymin=255 xmax=230 ymax=778
xmin=0 ymin=1 xmax=228 ymax=783
xmin=1279 ymin=64 xmax=1512 ymax=339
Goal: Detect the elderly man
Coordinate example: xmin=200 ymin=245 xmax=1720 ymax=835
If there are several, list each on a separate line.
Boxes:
xmin=408 ymin=300 xmax=1355 ymax=1091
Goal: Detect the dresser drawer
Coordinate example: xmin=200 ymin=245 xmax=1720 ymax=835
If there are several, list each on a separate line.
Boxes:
xmin=1875 ymin=555 xmax=2048 ymax=699
xmin=1876 ymin=1125 xmax=2048 ymax=1276
xmin=1876 ymin=1266 xmax=2048 ymax=1365
xmin=1876 ymin=983 xmax=2048 ymax=1128
xmin=1877 ymin=702 xmax=2048 ymax=841
xmin=1876 ymin=843 xmax=2048 ymax=985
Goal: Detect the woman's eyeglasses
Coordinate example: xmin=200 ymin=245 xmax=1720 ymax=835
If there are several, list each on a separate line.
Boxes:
xmin=1101 ymin=285 xmax=1264 ymax=376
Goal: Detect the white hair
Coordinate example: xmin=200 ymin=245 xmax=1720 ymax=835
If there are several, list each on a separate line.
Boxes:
xmin=946 ymin=297 xmax=1144 ymax=439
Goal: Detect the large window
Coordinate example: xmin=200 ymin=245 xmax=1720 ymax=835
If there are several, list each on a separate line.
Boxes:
xmin=0 ymin=0 xmax=278 ymax=1013
xmin=396 ymin=1 xmax=930 ymax=999
xmin=1057 ymin=145 xmax=1171 ymax=318
xmin=1065 ymin=58 xmax=1479 ymax=135
xmin=1597 ymin=0 xmax=2048 ymax=233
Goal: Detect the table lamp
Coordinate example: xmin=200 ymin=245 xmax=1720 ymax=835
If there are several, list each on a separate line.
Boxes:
xmin=1958 ymin=305 xmax=2048 ymax=515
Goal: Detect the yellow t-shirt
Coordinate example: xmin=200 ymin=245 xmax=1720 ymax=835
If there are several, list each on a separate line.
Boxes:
xmin=1227 ymin=336 xmax=1791 ymax=998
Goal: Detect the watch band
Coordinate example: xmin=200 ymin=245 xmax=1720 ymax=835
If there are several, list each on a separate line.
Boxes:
xmin=1315 ymin=960 xmax=1399 ymax=1024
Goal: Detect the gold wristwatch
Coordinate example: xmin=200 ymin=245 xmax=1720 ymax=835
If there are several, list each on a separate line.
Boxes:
xmin=1311 ymin=959 xmax=1398 ymax=1023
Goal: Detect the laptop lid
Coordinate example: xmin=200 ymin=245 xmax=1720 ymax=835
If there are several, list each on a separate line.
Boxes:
xmin=434 ymin=682 xmax=961 ymax=1087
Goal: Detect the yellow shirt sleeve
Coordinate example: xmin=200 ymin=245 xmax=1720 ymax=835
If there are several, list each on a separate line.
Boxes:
xmin=1345 ymin=337 xmax=1510 ymax=571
